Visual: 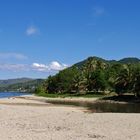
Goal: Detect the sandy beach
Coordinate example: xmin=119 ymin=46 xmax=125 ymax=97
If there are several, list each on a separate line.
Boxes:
xmin=0 ymin=96 xmax=140 ymax=140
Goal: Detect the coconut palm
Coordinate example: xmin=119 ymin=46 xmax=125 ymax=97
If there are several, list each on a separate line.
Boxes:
xmin=115 ymin=65 xmax=132 ymax=95
xmin=132 ymin=65 xmax=140 ymax=97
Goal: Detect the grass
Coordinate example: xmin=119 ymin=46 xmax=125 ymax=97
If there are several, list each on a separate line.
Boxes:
xmin=35 ymin=92 xmax=140 ymax=104
xmin=36 ymin=92 xmax=106 ymax=98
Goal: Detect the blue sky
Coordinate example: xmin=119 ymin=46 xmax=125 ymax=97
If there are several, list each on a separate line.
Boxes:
xmin=0 ymin=0 xmax=140 ymax=79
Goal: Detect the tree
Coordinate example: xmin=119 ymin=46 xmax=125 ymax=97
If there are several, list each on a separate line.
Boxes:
xmin=35 ymin=85 xmax=45 ymax=94
xmin=114 ymin=64 xmax=132 ymax=95
xmin=72 ymin=71 xmax=86 ymax=93
xmin=132 ymin=65 xmax=140 ymax=97
xmin=46 ymin=67 xmax=81 ymax=93
xmin=38 ymin=57 xmax=140 ymax=97
xmin=90 ymin=70 xmax=107 ymax=92
xmin=46 ymin=76 xmax=59 ymax=93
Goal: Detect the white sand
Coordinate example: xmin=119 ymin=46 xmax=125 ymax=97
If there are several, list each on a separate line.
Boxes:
xmin=0 ymin=96 xmax=140 ymax=140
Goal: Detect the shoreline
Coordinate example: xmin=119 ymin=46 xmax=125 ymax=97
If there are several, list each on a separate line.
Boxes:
xmin=18 ymin=94 xmax=140 ymax=105
xmin=0 ymin=94 xmax=138 ymax=106
xmin=0 ymin=94 xmax=139 ymax=109
xmin=0 ymin=95 xmax=140 ymax=139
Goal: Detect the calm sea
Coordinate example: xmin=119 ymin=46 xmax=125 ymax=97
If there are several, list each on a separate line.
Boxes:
xmin=0 ymin=92 xmax=31 ymax=98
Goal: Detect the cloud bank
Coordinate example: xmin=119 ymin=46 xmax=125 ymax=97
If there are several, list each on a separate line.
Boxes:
xmin=0 ymin=61 xmax=68 ymax=73
xmin=32 ymin=61 xmax=68 ymax=72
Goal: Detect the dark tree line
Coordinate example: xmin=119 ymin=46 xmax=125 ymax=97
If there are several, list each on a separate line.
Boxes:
xmin=36 ymin=58 xmax=140 ymax=97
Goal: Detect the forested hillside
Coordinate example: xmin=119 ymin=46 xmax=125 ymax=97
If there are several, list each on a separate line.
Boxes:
xmin=0 ymin=79 xmax=44 ymax=93
xmin=0 ymin=78 xmax=33 ymax=87
xmin=37 ymin=57 xmax=140 ymax=97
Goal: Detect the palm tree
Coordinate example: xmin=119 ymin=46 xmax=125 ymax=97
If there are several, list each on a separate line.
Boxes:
xmin=82 ymin=59 xmax=107 ymax=92
xmin=115 ymin=65 xmax=132 ymax=95
xmin=72 ymin=72 xmax=86 ymax=93
xmin=132 ymin=65 xmax=140 ymax=97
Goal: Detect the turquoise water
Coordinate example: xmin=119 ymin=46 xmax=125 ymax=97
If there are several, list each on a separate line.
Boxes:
xmin=0 ymin=92 xmax=31 ymax=98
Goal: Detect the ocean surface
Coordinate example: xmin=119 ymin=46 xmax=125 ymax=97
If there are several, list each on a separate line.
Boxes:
xmin=0 ymin=92 xmax=31 ymax=98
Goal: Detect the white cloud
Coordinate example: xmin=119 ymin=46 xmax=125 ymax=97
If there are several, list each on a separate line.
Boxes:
xmin=32 ymin=63 xmax=48 ymax=72
xmin=0 ymin=61 xmax=68 ymax=73
xmin=93 ymin=7 xmax=105 ymax=17
xmin=31 ymin=61 xmax=68 ymax=72
xmin=26 ymin=26 xmax=39 ymax=36
xmin=0 ymin=53 xmax=28 ymax=60
xmin=50 ymin=61 xmax=68 ymax=71
xmin=0 ymin=64 xmax=28 ymax=72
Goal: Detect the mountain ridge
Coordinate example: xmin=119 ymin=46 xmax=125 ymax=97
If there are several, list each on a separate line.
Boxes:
xmin=74 ymin=57 xmax=140 ymax=68
xmin=0 ymin=78 xmax=33 ymax=87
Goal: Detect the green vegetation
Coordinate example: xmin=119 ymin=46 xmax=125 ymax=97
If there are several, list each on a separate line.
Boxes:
xmin=36 ymin=56 xmax=140 ymax=98
xmin=0 ymin=78 xmax=32 ymax=87
xmin=36 ymin=92 xmax=105 ymax=98
xmin=0 ymin=79 xmax=44 ymax=93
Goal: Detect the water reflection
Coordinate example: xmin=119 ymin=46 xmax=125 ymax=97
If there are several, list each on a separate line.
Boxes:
xmin=46 ymin=100 xmax=140 ymax=113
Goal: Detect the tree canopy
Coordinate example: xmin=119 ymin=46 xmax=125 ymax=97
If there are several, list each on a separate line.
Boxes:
xmin=36 ymin=57 xmax=140 ymax=97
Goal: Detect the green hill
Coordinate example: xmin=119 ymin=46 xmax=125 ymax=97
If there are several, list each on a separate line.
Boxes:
xmin=0 ymin=79 xmax=44 ymax=92
xmin=38 ymin=56 xmax=140 ymax=97
xmin=0 ymin=78 xmax=33 ymax=87
xmin=74 ymin=57 xmax=140 ymax=68
xmin=118 ymin=57 xmax=140 ymax=64
xmin=74 ymin=56 xmax=108 ymax=68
